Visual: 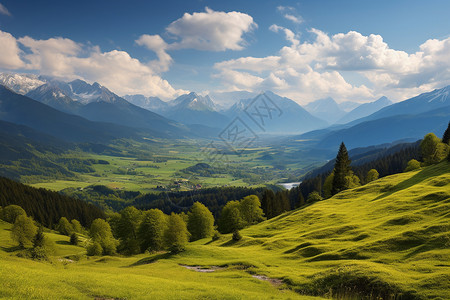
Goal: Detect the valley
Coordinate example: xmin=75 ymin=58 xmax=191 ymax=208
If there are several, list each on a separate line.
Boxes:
xmin=0 ymin=3 xmax=449 ymax=298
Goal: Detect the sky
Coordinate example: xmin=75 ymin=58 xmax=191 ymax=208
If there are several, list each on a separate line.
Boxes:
xmin=0 ymin=0 xmax=449 ymax=104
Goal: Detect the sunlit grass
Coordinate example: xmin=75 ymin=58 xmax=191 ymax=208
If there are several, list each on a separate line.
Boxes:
xmin=2 ymin=162 xmax=449 ymax=299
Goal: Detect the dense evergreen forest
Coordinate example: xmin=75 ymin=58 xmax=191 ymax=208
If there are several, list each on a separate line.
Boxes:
xmin=0 ymin=176 xmax=105 ymax=228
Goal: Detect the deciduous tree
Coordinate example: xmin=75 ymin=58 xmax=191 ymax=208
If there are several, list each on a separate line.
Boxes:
xmin=164 ymin=213 xmax=189 ymax=253
xmin=239 ymin=195 xmax=264 ymax=225
xmin=11 ymin=215 xmax=37 ymax=248
xmin=187 ymin=202 xmax=214 ymax=241
xmin=138 ymin=209 xmax=167 ymax=252
xmin=366 ymin=169 xmax=379 ymax=183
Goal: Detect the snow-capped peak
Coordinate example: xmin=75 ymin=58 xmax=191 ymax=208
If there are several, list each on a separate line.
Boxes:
xmin=0 ymin=73 xmax=46 ymax=95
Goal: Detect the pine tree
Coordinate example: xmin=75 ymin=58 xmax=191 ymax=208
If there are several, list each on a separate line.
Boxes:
xmin=331 ymin=142 xmax=351 ymax=195
xmin=442 ymin=121 xmax=450 ymax=145
xmin=296 ymin=190 xmax=305 ymax=208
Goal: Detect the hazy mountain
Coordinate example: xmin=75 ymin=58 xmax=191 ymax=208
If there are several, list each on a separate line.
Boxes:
xmin=123 ymin=94 xmax=169 ymax=112
xmin=161 ymin=92 xmax=230 ymax=128
xmin=0 ymin=85 xmax=139 ymax=143
xmin=25 ymin=83 xmax=83 ymax=114
xmin=338 ymin=101 xmax=360 ymax=112
xmin=349 ymin=85 xmax=450 ymax=125
xmin=315 ymin=105 xmax=450 ymax=150
xmin=208 ymin=91 xmax=258 ymax=110
xmin=304 ymin=97 xmax=346 ymax=124
xmin=225 ymin=91 xmax=327 ymax=134
xmin=0 ymin=73 xmax=45 ymax=94
xmin=337 ymin=96 xmax=392 ymax=124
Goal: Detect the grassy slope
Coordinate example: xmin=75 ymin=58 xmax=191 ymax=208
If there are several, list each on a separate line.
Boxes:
xmin=1 ymin=162 xmax=449 ymax=299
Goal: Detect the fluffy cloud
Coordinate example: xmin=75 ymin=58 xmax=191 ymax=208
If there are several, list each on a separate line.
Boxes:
xmin=214 ymin=27 xmax=450 ymax=103
xmin=164 ymin=7 xmax=257 ymax=51
xmin=0 ymin=30 xmax=185 ymax=99
xmin=135 ymin=34 xmax=172 ymax=72
xmin=0 ymin=30 xmax=24 ymax=69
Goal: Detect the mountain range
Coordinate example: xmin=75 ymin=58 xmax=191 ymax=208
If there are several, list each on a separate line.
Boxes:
xmin=0 ymin=72 xmax=449 ymax=154
xmin=290 ymin=85 xmax=450 ymax=151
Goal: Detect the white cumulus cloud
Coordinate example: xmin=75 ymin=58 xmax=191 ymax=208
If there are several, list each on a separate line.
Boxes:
xmin=0 ymin=30 xmax=24 ymax=69
xmin=0 ymin=30 xmax=185 ymax=99
xmin=135 ymin=34 xmax=172 ymax=72
xmin=214 ymin=27 xmax=450 ymax=103
xmin=165 ymin=7 xmax=257 ymax=51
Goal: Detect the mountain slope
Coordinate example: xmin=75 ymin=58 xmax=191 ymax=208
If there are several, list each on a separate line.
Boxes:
xmin=304 ymin=97 xmax=346 ymax=124
xmin=0 ymin=73 xmax=45 ymax=94
xmin=233 ymin=162 xmax=450 ymax=299
xmin=226 ymin=91 xmax=327 ymax=134
xmin=25 ymin=79 xmax=191 ymax=137
xmin=337 ymin=96 xmax=392 ymax=124
xmin=0 ymin=85 xmax=139 ymax=143
xmin=349 ymin=85 xmax=450 ymax=126
xmin=25 ymin=83 xmax=83 ymax=114
xmin=316 ymin=105 xmax=450 ymax=149
xmin=161 ymin=92 xmax=230 ymax=128
xmin=123 ymin=94 xmax=169 ymax=112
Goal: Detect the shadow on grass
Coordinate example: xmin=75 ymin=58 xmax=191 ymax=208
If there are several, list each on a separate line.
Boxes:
xmin=127 ymin=252 xmax=173 ymax=267
xmin=373 ymin=162 xmax=449 ymax=201
xmin=0 ymin=245 xmax=21 ymax=252
xmin=56 ymin=241 xmax=71 ymax=245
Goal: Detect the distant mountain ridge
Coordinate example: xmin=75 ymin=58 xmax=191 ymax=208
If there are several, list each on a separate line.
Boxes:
xmin=348 ymin=85 xmax=450 ymax=126
xmin=337 ymin=96 xmax=392 ymax=124
xmin=225 ymin=91 xmax=328 ymax=134
xmin=304 ymin=97 xmax=346 ymax=124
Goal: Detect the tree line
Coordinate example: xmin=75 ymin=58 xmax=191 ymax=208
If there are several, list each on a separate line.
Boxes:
xmin=0 ymin=176 xmax=105 ymax=228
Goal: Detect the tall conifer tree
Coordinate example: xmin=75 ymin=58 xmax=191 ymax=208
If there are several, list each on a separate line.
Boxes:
xmin=442 ymin=121 xmax=450 ymax=145
xmin=331 ymin=142 xmax=351 ymax=195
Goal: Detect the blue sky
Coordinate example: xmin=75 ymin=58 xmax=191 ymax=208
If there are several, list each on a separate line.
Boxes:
xmin=0 ymin=0 xmax=449 ymax=103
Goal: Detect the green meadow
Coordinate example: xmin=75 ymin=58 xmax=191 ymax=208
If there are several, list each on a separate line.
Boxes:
xmin=29 ymin=140 xmax=327 ymax=193
xmin=2 ymin=162 xmax=449 ymax=299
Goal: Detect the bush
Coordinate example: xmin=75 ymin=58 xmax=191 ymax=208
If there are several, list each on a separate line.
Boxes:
xmin=87 ymin=242 xmax=103 ymax=256
xmin=212 ymin=230 xmax=221 ymax=241
xmin=404 ymin=159 xmax=421 ymax=172
xmin=366 ymin=169 xmax=379 ymax=183
xmin=232 ymin=230 xmax=242 ymax=241
xmin=307 ymin=191 xmax=323 ymax=203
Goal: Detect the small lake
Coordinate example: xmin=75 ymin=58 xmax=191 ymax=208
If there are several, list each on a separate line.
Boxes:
xmin=278 ymin=182 xmax=302 ymax=189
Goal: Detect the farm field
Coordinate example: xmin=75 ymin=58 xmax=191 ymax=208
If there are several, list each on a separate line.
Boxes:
xmin=29 ymin=139 xmax=327 ymax=193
